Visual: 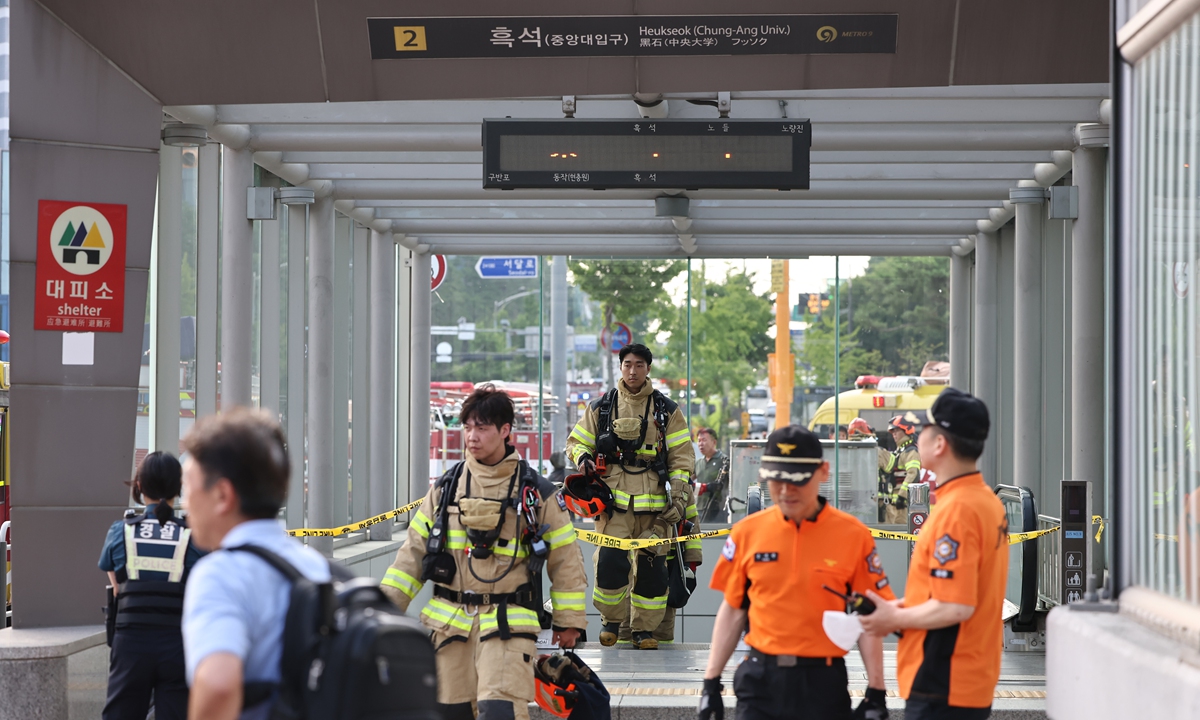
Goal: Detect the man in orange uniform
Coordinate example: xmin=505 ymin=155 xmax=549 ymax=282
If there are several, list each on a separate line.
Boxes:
xmin=698 ymin=426 xmax=893 ymax=720
xmin=861 ymin=388 xmax=1008 ymax=720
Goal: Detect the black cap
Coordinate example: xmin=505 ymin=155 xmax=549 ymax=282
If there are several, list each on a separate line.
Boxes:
xmin=758 ymin=425 xmax=824 ymax=485
xmin=904 ymin=387 xmax=990 ymax=442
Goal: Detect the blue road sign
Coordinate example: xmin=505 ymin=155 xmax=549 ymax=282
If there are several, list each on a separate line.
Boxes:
xmin=475 ymin=256 xmax=539 ymax=278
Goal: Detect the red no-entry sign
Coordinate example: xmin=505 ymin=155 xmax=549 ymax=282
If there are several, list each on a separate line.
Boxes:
xmin=431 ymin=254 xmax=447 ymax=291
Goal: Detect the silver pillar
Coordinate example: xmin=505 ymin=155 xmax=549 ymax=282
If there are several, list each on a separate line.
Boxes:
xmin=973 ymin=230 xmax=1000 ymax=481
xmin=307 ymin=196 xmax=335 ymax=555
xmin=195 ymin=144 xmax=220 ymax=418
xmin=949 ymin=250 xmax=972 ymax=391
xmin=1011 ymin=185 xmax=1045 ymax=490
xmin=351 ymin=224 xmax=371 ymax=522
xmin=550 ymin=257 xmax=569 ymax=451
xmin=220 ymin=145 xmax=254 ymax=408
xmin=260 ymin=208 xmax=282 ymax=416
xmin=395 ymin=243 xmax=413 ymax=504
xmin=280 ymin=189 xmax=313 ymax=530
xmin=409 ymin=250 xmax=432 ymax=501
xmin=152 ymin=144 xmax=182 ymax=453
xmin=369 ymin=230 xmax=396 ymax=540
xmin=1072 ymin=126 xmax=1109 ymax=496
xmin=332 ymin=216 xmax=352 ymax=525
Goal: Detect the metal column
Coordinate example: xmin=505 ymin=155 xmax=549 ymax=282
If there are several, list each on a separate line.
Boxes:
xmin=369 ymin=230 xmax=396 ymax=540
xmin=1072 ymin=124 xmax=1109 ymax=517
xmin=409 ymin=250 xmax=432 ymax=501
xmin=332 ymin=216 xmax=352 ymax=525
xmin=152 ymin=143 xmax=182 ymax=452
xmin=1011 ymin=185 xmax=1045 ymax=492
xmin=550 ymin=257 xmax=569 ymax=450
xmin=351 ymin=223 xmax=371 ymax=522
xmin=195 ymin=144 xmax=220 ymax=418
xmin=280 ymin=188 xmax=313 ymax=530
xmin=973 ymin=230 xmax=1000 ymax=481
xmin=949 ymin=250 xmax=973 ymax=391
xmin=220 ymin=145 xmax=254 ymax=408
xmin=260 ymin=206 xmax=282 ymax=416
xmin=307 ymin=195 xmax=335 ymax=555
xmin=395 ymin=243 xmax=413 ymax=504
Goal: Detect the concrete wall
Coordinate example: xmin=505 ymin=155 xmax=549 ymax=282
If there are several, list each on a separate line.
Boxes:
xmin=9 ymin=0 xmax=161 ymax=627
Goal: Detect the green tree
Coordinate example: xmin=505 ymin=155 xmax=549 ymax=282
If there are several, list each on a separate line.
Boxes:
xmin=568 ymin=258 xmax=685 ymax=386
xmin=797 ymin=257 xmax=949 ymax=385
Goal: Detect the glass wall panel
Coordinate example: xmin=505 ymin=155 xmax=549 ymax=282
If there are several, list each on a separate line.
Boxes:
xmin=1127 ymin=13 xmax=1200 ymax=604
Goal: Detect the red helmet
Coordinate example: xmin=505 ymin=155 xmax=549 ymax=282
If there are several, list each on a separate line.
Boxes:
xmin=888 ymin=415 xmax=917 ymax=436
xmin=562 ymin=472 xmax=612 ymax=518
xmin=847 ymin=418 xmax=874 ymax=438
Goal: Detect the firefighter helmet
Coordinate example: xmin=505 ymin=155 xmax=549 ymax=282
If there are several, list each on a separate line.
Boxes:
xmin=847 ymin=417 xmax=874 ymax=439
xmin=562 ymin=471 xmax=613 ymax=518
xmin=888 ymin=415 xmax=918 ymax=436
xmin=534 ymin=652 xmax=610 ymax=720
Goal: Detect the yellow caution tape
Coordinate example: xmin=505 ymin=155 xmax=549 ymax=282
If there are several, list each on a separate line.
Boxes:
xmin=1092 ymin=515 xmax=1105 ymax=543
xmin=287 ymin=498 xmax=426 ymax=537
xmin=869 ymin=526 xmax=1061 ymax=545
xmin=1007 ymin=527 xmax=1060 ymax=545
xmin=1155 ymin=533 xmax=1179 ymax=542
xmin=870 ymin=528 xmax=919 ymax=542
xmin=574 ymin=527 xmax=731 ymax=550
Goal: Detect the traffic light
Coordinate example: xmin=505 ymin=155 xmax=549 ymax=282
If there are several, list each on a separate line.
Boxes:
xmin=802 ymin=292 xmax=832 ymax=316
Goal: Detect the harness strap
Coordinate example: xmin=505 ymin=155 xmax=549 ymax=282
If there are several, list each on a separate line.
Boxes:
xmin=432 ymin=585 xmax=536 ymax=607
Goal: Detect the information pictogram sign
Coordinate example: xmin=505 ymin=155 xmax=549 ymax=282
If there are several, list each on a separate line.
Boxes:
xmin=35 ymin=200 xmax=126 ymax=332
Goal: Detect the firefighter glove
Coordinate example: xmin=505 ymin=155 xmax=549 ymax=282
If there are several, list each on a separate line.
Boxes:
xmin=697 ymin=678 xmax=723 ymax=720
xmin=852 ymin=688 xmax=888 ymax=720
xmin=577 ymin=455 xmax=596 ymax=475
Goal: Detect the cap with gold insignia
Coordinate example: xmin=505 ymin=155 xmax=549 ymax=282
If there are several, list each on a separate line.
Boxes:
xmin=758 ymin=425 xmax=824 ymax=485
xmin=904 ymin=387 xmax=990 ymax=442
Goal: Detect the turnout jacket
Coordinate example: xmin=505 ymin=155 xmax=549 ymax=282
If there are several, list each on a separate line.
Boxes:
xmin=381 ymin=450 xmax=589 ymax=640
xmin=565 ymin=379 xmax=695 ymax=517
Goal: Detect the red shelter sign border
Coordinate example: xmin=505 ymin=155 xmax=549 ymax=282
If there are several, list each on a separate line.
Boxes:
xmin=34 ymin=200 xmax=126 ymax=333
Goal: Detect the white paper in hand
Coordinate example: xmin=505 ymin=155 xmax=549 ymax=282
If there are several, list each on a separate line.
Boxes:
xmin=822 ymin=611 xmax=864 ymax=651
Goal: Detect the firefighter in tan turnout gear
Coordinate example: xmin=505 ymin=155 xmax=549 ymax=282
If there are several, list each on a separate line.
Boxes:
xmin=381 ymin=385 xmax=588 ymax=720
xmin=565 ymin=343 xmax=695 ymax=650
xmin=883 ymin=414 xmax=922 ymax=525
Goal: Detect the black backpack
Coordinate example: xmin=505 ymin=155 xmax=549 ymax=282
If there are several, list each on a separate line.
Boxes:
xmin=231 ymin=545 xmax=439 ymax=720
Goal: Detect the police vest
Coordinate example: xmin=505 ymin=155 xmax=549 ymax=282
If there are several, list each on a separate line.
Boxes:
xmin=115 ymin=513 xmax=192 ymax=629
xmin=593 ymin=388 xmax=678 ymax=470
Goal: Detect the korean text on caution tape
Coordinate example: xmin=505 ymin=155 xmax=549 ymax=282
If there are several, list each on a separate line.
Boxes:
xmin=287 ymin=498 xmax=426 ymax=537
xmin=573 ymin=527 xmax=731 ymax=550
xmin=869 ymin=526 xmax=1061 ymax=546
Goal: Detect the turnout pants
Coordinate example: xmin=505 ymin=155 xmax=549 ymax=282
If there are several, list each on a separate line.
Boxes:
xmin=103 ymin=626 xmax=188 ymax=720
xmin=433 ymin=617 xmax=538 ymax=720
xmin=592 ymin=510 xmax=669 ymax=633
xmin=733 ymin=651 xmax=851 ymax=720
xmin=884 ymin=504 xmax=908 ymax=525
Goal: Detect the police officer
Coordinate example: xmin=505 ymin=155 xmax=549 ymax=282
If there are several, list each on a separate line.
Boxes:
xmin=97 ymin=451 xmax=203 ymax=720
xmin=566 ymin=343 xmax=695 ymax=650
xmin=699 ymin=426 xmax=892 ymax=720
xmin=381 ymin=385 xmax=589 ymax=720
xmin=696 ymin=427 xmax=729 ymax=524
xmin=883 ymin=415 xmax=921 ymax=524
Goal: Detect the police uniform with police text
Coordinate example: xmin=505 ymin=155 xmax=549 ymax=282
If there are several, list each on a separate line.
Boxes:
xmin=565 ymin=379 xmax=694 ymax=638
xmin=97 ymin=509 xmax=203 ymax=720
xmin=381 ymin=449 xmax=588 ymax=720
xmin=709 ymin=429 xmax=895 ymax=720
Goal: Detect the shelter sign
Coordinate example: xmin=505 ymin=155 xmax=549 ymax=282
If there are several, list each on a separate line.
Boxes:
xmin=34 ymin=200 xmax=126 ymax=333
xmin=368 ymin=15 xmax=897 ymax=59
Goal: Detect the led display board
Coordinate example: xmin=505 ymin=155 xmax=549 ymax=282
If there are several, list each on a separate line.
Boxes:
xmin=483 ymin=119 xmax=811 ymax=190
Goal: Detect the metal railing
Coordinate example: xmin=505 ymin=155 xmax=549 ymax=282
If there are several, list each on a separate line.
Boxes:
xmin=995 ymin=485 xmax=1039 ymax=630
xmin=1038 ymin=514 xmax=1062 ymax=609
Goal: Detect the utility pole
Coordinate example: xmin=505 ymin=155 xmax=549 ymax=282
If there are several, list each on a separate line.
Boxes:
xmin=771 ymin=260 xmax=794 ymax=427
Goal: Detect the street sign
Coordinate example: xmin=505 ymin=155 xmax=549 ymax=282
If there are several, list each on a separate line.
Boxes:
xmin=600 ymin=322 xmax=633 ymax=354
xmin=431 ymin=254 xmax=447 ymax=291
xmin=475 ymin=256 xmax=539 ymax=278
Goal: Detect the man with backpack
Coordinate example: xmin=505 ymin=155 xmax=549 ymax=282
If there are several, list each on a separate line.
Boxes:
xmin=381 ymin=385 xmax=589 ymax=720
xmin=180 ymin=408 xmax=437 ymax=720
xmin=565 ymin=343 xmax=695 ymax=650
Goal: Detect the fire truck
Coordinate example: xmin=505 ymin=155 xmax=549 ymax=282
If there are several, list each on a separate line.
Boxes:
xmin=429 ymin=381 xmax=556 ymax=479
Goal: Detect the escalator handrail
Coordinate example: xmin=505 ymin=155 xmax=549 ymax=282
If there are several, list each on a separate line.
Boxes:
xmin=993 ymin=484 xmax=1039 ymax=627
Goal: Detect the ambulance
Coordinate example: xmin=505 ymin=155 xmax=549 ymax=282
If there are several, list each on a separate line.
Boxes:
xmin=808 ymin=374 xmax=945 ymax=451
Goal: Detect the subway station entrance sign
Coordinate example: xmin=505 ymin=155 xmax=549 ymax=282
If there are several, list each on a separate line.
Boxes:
xmin=368 ymin=15 xmax=897 ymax=59
xmin=34 ymin=200 xmax=126 ymax=332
